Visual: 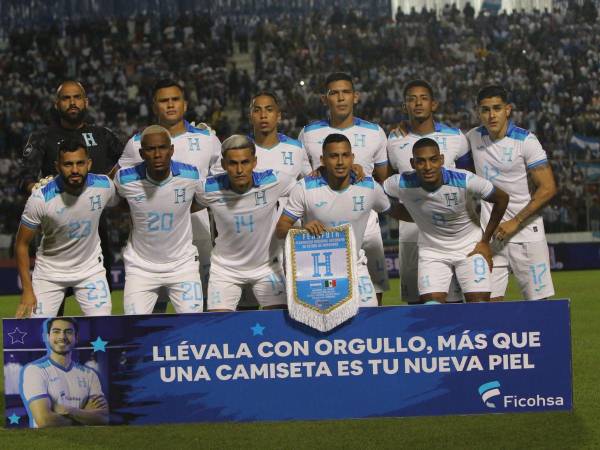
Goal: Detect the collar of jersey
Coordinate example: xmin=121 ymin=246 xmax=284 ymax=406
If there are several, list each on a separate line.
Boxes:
xmin=406 ymin=121 xmax=443 ymax=136
xmin=53 ymin=176 xmax=90 ymax=195
xmin=317 ymin=171 xmax=358 ymax=193
xmin=142 ymin=162 xmax=177 ymax=186
xmin=47 ymin=356 xmax=74 ymax=372
xmin=480 ymin=120 xmax=515 ymax=140
xmin=248 ymin=133 xmax=282 ymax=150
xmin=327 ymin=117 xmax=358 ymax=131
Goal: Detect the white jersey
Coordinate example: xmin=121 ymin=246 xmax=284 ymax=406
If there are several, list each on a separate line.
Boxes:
xmin=467 ymin=122 xmax=548 ymax=243
xmin=118 ymin=120 xmax=222 ymax=242
xmin=254 ymin=133 xmax=312 ymax=179
xmin=194 ymin=170 xmax=295 ymax=275
xmin=298 ymin=117 xmax=388 ymax=174
xmin=283 ymin=175 xmax=391 ymax=253
xmin=20 ymin=175 xmax=116 ymax=281
xmin=118 ymin=120 xmax=222 ymax=172
xmin=21 ymin=356 xmax=104 ymax=428
xmin=114 ymin=161 xmax=200 ymax=274
xmin=387 ymin=122 xmax=471 ymax=243
xmin=384 ymin=168 xmax=495 ymax=257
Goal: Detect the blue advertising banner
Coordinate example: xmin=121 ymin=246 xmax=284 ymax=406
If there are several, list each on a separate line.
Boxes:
xmin=4 ymin=300 xmax=572 ymax=428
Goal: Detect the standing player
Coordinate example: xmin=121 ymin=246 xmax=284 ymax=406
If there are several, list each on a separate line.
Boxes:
xmin=384 ymin=138 xmax=509 ymax=303
xmin=276 ymin=134 xmax=408 ymax=307
xmin=118 ymin=79 xmax=222 ymax=298
xmin=251 ymin=91 xmax=312 ymax=180
xmin=387 ymin=79 xmax=473 ymax=304
xmin=20 ymin=80 xmax=122 ymax=312
xmin=237 ymin=91 xmax=312 ymax=311
xmin=467 ymin=85 xmax=557 ymax=300
xmin=299 ymin=73 xmax=390 ymax=304
xmin=195 ymin=135 xmax=295 ymax=312
xmin=114 ymin=125 xmax=204 ymax=315
xmin=15 ymin=139 xmax=115 ymax=318
xmin=20 ymin=318 xmax=109 ymax=428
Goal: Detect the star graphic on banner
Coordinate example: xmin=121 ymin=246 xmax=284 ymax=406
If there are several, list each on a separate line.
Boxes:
xmin=8 ymin=412 xmax=21 ymax=425
xmin=91 ymin=336 xmax=108 ymax=352
xmin=251 ymin=323 xmax=266 ymax=336
xmin=7 ymin=327 xmax=27 ymax=345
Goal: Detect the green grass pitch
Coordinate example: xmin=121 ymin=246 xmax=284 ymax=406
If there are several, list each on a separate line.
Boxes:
xmin=1 ymin=271 xmax=599 ymax=449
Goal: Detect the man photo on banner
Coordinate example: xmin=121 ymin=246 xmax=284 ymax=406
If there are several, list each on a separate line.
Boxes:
xmin=276 ymin=133 xmax=411 ymax=307
xmin=383 ymin=137 xmax=509 ymax=303
xmin=114 ymin=125 xmax=204 ymax=315
xmin=15 ymin=138 xmax=117 ymax=318
xmin=20 ymin=318 xmax=108 ymax=428
xmin=194 ymin=135 xmax=297 ymax=312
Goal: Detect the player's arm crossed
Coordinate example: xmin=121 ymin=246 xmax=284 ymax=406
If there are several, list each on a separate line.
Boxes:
xmin=52 ymin=395 xmax=109 ymax=426
xmin=15 ymin=223 xmax=38 ymax=318
xmin=28 ymin=397 xmax=76 ymax=427
xmin=470 ymin=187 xmax=510 ymax=269
xmin=496 ymin=162 xmax=557 ymax=240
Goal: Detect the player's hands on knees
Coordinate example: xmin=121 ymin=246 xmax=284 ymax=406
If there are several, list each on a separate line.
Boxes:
xmin=389 ymin=121 xmax=409 ymax=138
xmin=468 ymin=241 xmax=493 ymax=271
xmin=351 ymin=163 xmax=365 ymax=181
xmin=32 ymin=175 xmax=54 ymax=190
xmin=304 ymin=220 xmax=327 ymax=236
xmin=15 ymin=290 xmax=37 ymax=318
xmin=494 ymin=218 xmax=520 ymax=242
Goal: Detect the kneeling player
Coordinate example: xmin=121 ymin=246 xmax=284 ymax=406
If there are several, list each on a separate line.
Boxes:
xmin=115 ymin=125 xmax=204 ymax=314
xmin=195 ymin=135 xmax=295 ymax=312
xmin=276 ymin=134 xmax=410 ymax=306
xmin=16 ymin=139 xmax=115 ymax=317
xmin=384 ymin=138 xmax=509 ymax=303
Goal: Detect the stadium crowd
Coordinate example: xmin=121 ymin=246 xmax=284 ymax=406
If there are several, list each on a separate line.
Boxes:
xmin=1 ymin=2 xmax=599 ymax=240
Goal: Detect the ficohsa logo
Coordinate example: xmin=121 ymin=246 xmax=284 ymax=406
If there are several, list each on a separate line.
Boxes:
xmin=478 ymin=381 xmax=565 ymax=409
xmin=478 ymin=380 xmax=501 ymax=408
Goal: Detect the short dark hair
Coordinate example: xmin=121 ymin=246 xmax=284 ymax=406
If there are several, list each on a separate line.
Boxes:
xmin=477 ymin=85 xmax=509 ymax=104
xmin=324 ymin=72 xmax=354 ymax=92
xmin=412 ymin=137 xmax=439 ymax=155
xmin=403 ymin=79 xmax=435 ymax=99
xmin=153 ymin=79 xmax=185 ymax=99
xmin=322 ymin=133 xmax=351 ymax=152
xmin=45 ymin=317 xmax=79 ymax=335
xmin=58 ymin=137 xmax=88 ymax=157
xmin=250 ymin=91 xmax=280 ymax=108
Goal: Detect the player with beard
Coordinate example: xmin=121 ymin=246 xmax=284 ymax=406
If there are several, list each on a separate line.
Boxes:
xmin=15 ymin=138 xmax=117 ymax=318
xmin=20 ymin=318 xmax=108 ymax=428
xmin=20 ymin=80 xmax=122 ymax=313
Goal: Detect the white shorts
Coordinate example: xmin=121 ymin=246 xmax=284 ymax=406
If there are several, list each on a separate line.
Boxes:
xmin=124 ymin=270 xmax=204 ymax=315
xmin=418 ymin=253 xmax=491 ymax=296
xmin=364 ymin=212 xmax=389 ymax=293
xmin=399 ymin=242 xmax=463 ymax=304
xmin=207 ymin=266 xmax=286 ymax=311
xmin=491 ymin=240 xmax=555 ymax=300
xmin=31 ymin=268 xmax=111 ymax=317
xmin=357 ymin=260 xmax=378 ymax=307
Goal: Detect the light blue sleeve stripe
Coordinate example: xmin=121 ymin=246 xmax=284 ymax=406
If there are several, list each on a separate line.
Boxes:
xmin=21 ymin=218 xmax=39 ymax=229
xmin=27 ymin=393 xmax=50 ymax=404
xmin=282 ymin=209 xmax=301 ymax=221
xmin=527 ymin=159 xmax=548 ymax=170
xmin=483 ymin=186 xmax=496 ymax=201
xmin=374 ymin=160 xmax=388 ymax=167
